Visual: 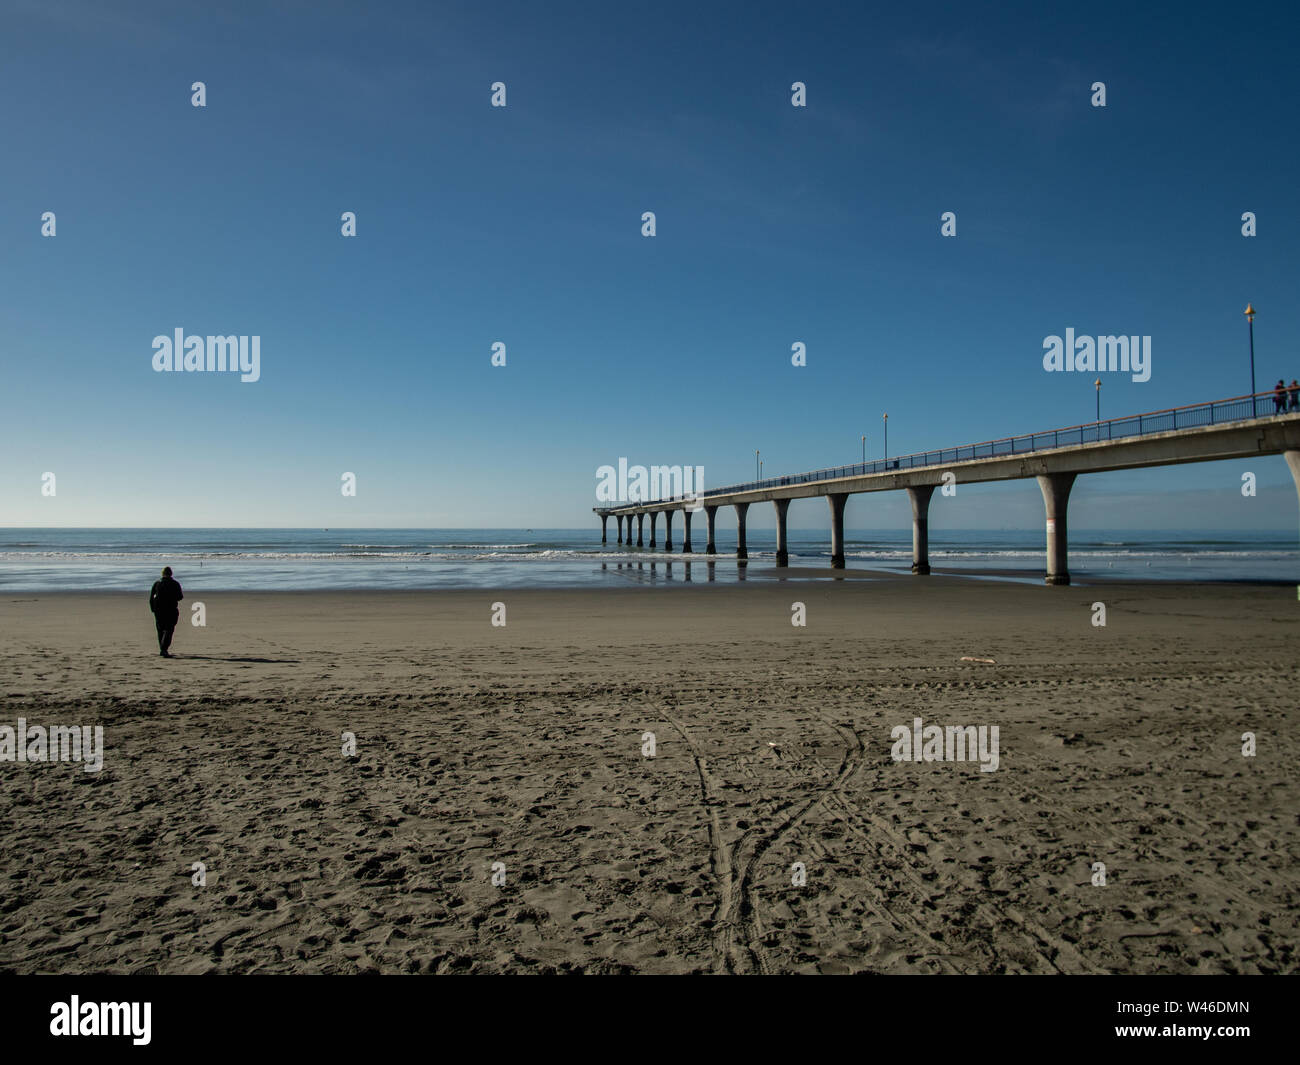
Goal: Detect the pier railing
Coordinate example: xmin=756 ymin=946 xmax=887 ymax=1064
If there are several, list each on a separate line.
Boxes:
xmin=695 ymin=391 xmax=1295 ymax=501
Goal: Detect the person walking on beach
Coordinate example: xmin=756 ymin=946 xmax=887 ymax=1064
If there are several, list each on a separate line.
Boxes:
xmin=149 ymin=566 xmax=184 ymax=657
xmin=1274 ymin=380 xmax=1288 ymax=413
xmin=1289 ymin=379 xmax=1299 ymax=411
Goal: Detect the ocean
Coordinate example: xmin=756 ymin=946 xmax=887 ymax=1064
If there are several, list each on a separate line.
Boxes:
xmin=0 ymin=528 xmax=1295 ymax=591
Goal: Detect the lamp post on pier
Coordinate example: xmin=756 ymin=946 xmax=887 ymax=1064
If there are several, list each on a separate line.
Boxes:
xmin=883 ymin=413 xmax=888 ymax=460
xmin=1245 ymin=303 xmax=1257 ymax=413
xmin=861 ymin=435 xmax=866 ymax=463
xmin=755 ymin=449 xmax=760 ymax=480
xmin=1095 ymin=378 xmax=1101 ymax=422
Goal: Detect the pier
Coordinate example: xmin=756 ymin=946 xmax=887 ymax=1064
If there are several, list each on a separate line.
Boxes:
xmin=594 ymin=393 xmax=1300 ymax=584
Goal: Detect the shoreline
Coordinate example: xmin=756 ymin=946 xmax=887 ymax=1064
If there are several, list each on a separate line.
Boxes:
xmin=4 ymin=572 xmax=1297 ymax=597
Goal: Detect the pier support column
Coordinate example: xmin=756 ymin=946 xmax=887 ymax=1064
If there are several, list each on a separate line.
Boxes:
xmin=826 ymin=496 xmax=847 ymax=569
xmin=1286 ymin=452 xmax=1300 ymax=550
xmin=649 ymin=512 xmax=657 ymax=547
xmin=682 ymin=509 xmax=693 ymax=552
xmin=735 ymin=502 xmax=749 ymax=562
xmin=906 ymin=485 xmax=935 ymax=575
xmin=601 ymin=515 xmax=608 ymax=543
xmin=616 ymin=515 xmax=624 ymax=544
xmin=1037 ymin=472 xmax=1077 ymax=585
xmin=664 ymin=511 xmax=674 ymax=551
xmin=636 ymin=513 xmax=644 ymax=547
xmin=774 ymin=498 xmax=790 ymax=567
xmin=705 ymin=505 xmax=718 ymax=555
xmin=829 ymin=493 xmax=848 ymax=569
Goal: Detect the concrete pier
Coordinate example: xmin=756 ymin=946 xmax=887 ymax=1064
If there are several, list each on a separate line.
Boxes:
xmin=594 ymin=398 xmax=1300 ymax=585
xmin=906 ymin=485 xmax=934 ymax=575
xmin=682 ymin=508 xmax=693 ymax=553
xmin=664 ymin=510 xmax=674 ymax=551
xmin=773 ymin=498 xmax=790 ymax=567
xmin=828 ymin=493 xmax=848 ymax=569
xmin=636 ymin=513 xmax=644 ymax=547
xmin=1037 ymin=472 xmax=1076 ymax=585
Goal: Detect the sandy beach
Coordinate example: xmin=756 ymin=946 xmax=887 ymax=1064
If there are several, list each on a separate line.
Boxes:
xmin=1 ymin=575 xmax=1296 ymax=974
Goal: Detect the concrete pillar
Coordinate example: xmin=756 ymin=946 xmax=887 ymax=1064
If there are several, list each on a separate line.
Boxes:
xmin=705 ymin=505 xmax=718 ymax=555
xmin=682 ymin=509 xmax=693 ymax=553
xmin=828 ymin=493 xmax=848 ymax=569
xmin=637 ymin=513 xmax=644 ymax=547
xmin=906 ymin=485 xmax=935 ymax=575
xmin=664 ymin=510 xmax=674 ymax=551
xmin=616 ymin=515 xmax=624 ymax=544
xmin=601 ymin=515 xmax=608 ymax=543
xmin=773 ymin=498 xmax=790 ymax=567
xmin=1037 ymin=472 xmax=1077 ymax=585
xmin=1286 ymin=452 xmax=1300 ymax=546
xmin=649 ymin=512 xmax=657 ymax=547
xmin=1287 ymin=451 xmax=1300 ymax=507
xmin=735 ymin=502 xmax=749 ymax=562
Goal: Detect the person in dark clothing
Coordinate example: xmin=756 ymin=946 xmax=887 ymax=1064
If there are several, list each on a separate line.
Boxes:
xmin=1274 ymin=380 xmax=1288 ymax=413
xmin=149 ymin=566 xmax=184 ymax=657
xmin=1290 ymin=379 xmax=1299 ymax=411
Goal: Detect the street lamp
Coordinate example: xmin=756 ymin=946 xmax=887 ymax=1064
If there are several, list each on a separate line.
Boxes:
xmin=1244 ymin=303 xmax=1256 ymax=413
xmin=756 ymin=449 xmax=760 ymax=480
xmin=1094 ymin=378 xmax=1101 ymax=422
xmin=861 ymin=435 xmax=866 ymax=463
xmin=882 ymin=413 xmax=888 ymax=460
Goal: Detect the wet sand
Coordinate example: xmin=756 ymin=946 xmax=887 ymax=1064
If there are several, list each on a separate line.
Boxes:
xmin=1 ymin=575 xmax=1297 ymax=974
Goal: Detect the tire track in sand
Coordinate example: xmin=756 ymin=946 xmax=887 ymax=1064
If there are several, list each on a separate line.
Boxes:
xmin=658 ymin=701 xmax=873 ymax=975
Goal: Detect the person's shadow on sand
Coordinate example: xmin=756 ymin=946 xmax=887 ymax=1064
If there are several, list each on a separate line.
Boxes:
xmin=169 ymin=654 xmax=300 ymax=664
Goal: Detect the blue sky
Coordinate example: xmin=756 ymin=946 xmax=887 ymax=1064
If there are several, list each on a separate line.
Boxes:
xmin=2 ymin=0 xmax=1297 ymax=532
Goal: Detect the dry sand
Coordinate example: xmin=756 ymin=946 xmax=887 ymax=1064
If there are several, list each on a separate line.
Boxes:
xmin=1 ymin=575 xmax=1297 ymax=974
